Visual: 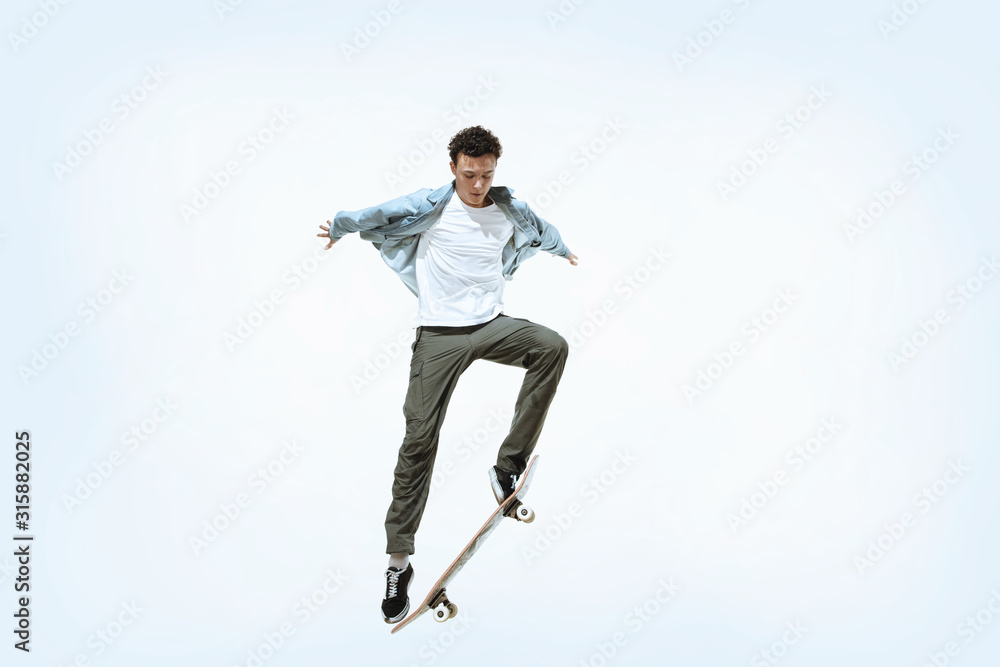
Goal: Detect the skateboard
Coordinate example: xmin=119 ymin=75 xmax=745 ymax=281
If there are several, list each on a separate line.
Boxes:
xmin=390 ymin=455 xmax=539 ymax=634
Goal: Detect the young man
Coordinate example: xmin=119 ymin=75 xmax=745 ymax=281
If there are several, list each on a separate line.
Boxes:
xmin=317 ymin=126 xmax=578 ymax=623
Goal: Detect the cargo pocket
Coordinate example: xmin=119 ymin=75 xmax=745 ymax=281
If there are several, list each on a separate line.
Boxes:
xmin=403 ymin=361 xmax=425 ymax=421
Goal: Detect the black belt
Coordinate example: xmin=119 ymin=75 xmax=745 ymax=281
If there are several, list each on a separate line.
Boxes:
xmin=420 ymin=313 xmax=504 ymax=334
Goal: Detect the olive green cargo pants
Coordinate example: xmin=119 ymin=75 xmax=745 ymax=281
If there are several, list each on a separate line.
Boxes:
xmin=384 ymin=313 xmax=569 ymax=554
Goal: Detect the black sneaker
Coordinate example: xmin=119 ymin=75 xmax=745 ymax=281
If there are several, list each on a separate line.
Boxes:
xmin=381 ymin=563 xmax=414 ymax=624
xmin=489 ymin=465 xmax=518 ymax=504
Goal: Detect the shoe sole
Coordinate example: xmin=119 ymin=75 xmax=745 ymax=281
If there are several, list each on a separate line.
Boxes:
xmin=382 ymin=571 xmax=414 ymax=624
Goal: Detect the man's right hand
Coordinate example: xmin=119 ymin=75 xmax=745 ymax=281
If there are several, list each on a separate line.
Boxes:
xmin=317 ymin=221 xmax=337 ymax=250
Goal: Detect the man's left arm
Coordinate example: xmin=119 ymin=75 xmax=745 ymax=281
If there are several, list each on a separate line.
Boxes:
xmin=521 ymin=203 xmax=576 ymax=263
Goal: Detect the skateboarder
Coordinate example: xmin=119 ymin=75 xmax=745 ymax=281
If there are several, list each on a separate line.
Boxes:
xmin=316 ymin=125 xmax=578 ymax=623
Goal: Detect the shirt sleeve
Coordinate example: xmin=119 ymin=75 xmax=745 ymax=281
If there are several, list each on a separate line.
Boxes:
xmin=329 ymin=189 xmax=429 ymax=242
xmin=521 ymin=203 xmax=571 ymax=258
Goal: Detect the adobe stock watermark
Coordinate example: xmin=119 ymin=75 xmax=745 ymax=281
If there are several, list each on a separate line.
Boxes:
xmin=682 ymin=289 xmax=798 ymax=404
xmin=918 ymin=588 xmax=1000 ymax=667
xmin=8 ymin=0 xmax=73 ymax=53
xmin=214 ymin=0 xmax=249 ymax=20
xmin=179 ymin=108 xmax=294 ymax=223
xmin=429 ymin=406 xmax=513 ymax=497
xmin=751 ymin=621 xmax=808 ymax=667
xmin=530 ymin=117 xmax=628 ymax=213
xmin=17 ymin=269 xmax=134 ymax=385
xmin=853 ymin=459 xmax=971 ymax=575
xmin=545 ymin=0 xmax=590 ymax=30
xmin=884 ymin=255 xmax=998 ymax=371
xmin=577 ymin=578 xmax=680 ymax=667
xmin=411 ymin=612 xmax=476 ymax=665
xmin=384 ymin=75 xmax=501 ymax=190
xmin=567 ymin=245 xmax=670 ymax=352
xmin=189 ymin=439 xmax=306 ymax=555
xmin=350 ymin=327 xmax=415 ymax=394
xmin=224 ymin=243 xmax=334 ymax=352
xmin=52 ymin=66 xmax=167 ymax=182
xmin=727 ymin=417 xmax=845 ymax=533
xmin=340 ymin=0 xmax=406 ymax=63
xmin=522 ymin=450 xmax=638 ymax=565
xmin=235 ymin=566 xmax=351 ymax=667
xmin=672 ymin=0 xmax=758 ymax=73
xmin=843 ymin=126 xmax=958 ymax=243
xmin=349 ymin=298 xmax=454 ymax=395
xmin=716 ymin=85 xmax=833 ymax=202
xmin=61 ymin=397 xmax=180 ymax=514
xmin=878 ymin=0 xmax=933 ymax=39
xmin=56 ymin=600 xmax=144 ymax=667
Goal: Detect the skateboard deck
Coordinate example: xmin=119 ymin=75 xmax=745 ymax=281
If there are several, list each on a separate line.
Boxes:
xmin=390 ymin=455 xmax=539 ymax=634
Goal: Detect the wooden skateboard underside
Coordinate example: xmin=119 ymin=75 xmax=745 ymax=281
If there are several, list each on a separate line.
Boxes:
xmin=390 ymin=455 xmax=538 ymax=634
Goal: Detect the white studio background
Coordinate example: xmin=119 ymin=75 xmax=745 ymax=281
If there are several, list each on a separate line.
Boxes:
xmin=2 ymin=1 xmax=999 ymax=666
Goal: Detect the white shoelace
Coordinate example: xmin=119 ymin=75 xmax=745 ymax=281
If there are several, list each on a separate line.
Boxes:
xmin=386 ymin=569 xmax=401 ymax=598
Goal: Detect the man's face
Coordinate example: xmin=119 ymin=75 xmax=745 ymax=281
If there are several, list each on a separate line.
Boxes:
xmin=450 ymin=152 xmax=496 ymax=207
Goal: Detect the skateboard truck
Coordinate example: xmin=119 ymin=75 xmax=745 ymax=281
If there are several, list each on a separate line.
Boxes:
xmin=429 ymin=589 xmax=459 ymax=623
xmin=503 ymin=499 xmax=535 ymax=523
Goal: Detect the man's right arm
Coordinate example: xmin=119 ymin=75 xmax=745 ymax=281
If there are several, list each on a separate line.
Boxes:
xmin=328 ymin=189 xmax=430 ymax=242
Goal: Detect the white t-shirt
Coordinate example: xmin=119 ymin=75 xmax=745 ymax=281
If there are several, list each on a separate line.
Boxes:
xmin=414 ymin=193 xmax=514 ymax=327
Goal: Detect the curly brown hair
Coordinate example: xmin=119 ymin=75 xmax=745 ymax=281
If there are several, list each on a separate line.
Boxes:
xmin=448 ymin=125 xmax=503 ymax=165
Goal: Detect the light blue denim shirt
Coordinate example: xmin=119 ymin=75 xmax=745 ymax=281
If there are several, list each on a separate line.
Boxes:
xmin=329 ymin=180 xmax=572 ymax=297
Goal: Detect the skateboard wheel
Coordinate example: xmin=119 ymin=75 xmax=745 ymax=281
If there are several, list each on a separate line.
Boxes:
xmin=433 ymin=604 xmax=449 ymax=623
xmin=516 ymin=504 xmax=535 ymax=523
xmin=447 ymin=602 xmax=458 ymax=619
